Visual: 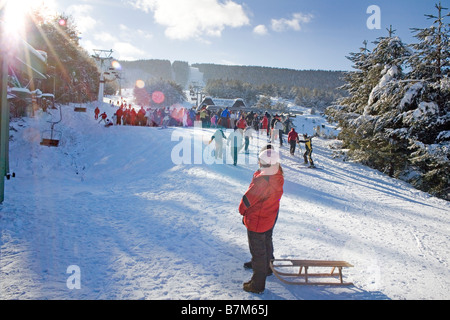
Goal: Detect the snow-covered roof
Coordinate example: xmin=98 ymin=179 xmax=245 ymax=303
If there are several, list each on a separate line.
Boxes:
xmin=199 ymin=97 xmax=246 ymax=110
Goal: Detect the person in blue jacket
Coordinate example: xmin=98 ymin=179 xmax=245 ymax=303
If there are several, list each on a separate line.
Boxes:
xmin=220 ymin=107 xmax=231 ymax=128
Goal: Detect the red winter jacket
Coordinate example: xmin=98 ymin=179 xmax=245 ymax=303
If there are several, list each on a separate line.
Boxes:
xmin=288 ymin=129 xmax=299 ymax=142
xmin=261 ymin=116 xmax=268 ymax=129
xmin=236 ymin=118 xmax=247 ymax=129
xmin=239 ymin=167 xmax=284 ymax=233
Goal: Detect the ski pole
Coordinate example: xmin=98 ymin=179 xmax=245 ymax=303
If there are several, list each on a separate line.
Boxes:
xmin=298 ymin=141 xmax=303 ymax=155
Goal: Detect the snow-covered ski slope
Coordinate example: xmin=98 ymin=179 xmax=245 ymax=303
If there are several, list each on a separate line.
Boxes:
xmin=0 ymin=97 xmax=449 ymax=300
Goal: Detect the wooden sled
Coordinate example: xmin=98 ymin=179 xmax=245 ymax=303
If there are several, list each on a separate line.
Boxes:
xmin=270 ymin=259 xmax=353 ymax=286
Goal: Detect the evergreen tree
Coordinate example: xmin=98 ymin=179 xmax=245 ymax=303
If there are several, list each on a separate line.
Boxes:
xmin=328 ymin=33 xmax=411 ymax=174
xmin=27 ymin=13 xmax=99 ymax=103
xmin=398 ymin=2 xmax=450 ymax=198
xmin=327 ymin=3 xmax=450 ymax=200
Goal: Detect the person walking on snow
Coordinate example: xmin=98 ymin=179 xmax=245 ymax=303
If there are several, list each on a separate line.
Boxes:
xmin=209 ymin=127 xmax=227 ymax=159
xmin=94 ymin=106 xmax=100 ymax=120
xmin=227 ymin=127 xmax=243 ymax=166
xmin=243 ymin=126 xmax=254 ymax=154
xmin=272 ymin=120 xmax=284 ymax=146
xmin=276 ymin=119 xmax=285 ymax=146
xmin=298 ymin=134 xmax=315 ymax=167
xmin=116 ymin=107 xmax=123 ymax=125
xmin=287 ymin=128 xmax=299 ymax=156
xmin=261 ymin=114 xmax=269 ymax=136
xmin=239 ymin=148 xmax=284 ymax=294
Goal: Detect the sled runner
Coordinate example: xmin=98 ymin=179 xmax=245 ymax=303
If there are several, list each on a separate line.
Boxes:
xmin=270 ymin=259 xmax=353 ymax=286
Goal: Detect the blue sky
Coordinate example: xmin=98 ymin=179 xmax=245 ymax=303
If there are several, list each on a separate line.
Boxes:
xmin=51 ymin=0 xmax=444 ymax=71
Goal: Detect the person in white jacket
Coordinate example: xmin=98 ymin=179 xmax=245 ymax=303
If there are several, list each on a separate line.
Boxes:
xmin=209 ymin=128 xmax=227 ymax=159
xmin=243 ymin=126 xmax=255 ymax=154
xmin=271 ymin=120 xmax=284 ymax=146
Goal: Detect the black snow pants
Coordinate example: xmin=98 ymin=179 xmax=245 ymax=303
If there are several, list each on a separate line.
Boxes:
xmin=289 ymin=140 xmax=297 ymax=155
xmin=247 ymin=228 xmax=274 ymax=291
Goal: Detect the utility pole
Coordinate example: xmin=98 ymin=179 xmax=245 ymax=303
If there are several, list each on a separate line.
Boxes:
xmin=92 ymin=49 xmax=113 ymax=104
xmin=0 ymin=39 xmax=9 ymax=203
xmin=1 ymin=8 xmax=10 ymax=203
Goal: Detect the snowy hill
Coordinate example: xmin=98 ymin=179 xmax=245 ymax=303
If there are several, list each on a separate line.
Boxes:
xmin=0 ymin=94 xmax=449 ymax=300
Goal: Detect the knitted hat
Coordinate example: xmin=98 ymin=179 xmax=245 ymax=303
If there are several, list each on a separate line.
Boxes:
xmin=259 ymin=149 xmax=280 ymax=167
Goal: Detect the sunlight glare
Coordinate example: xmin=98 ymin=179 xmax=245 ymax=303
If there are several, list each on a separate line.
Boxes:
xmin=2 ymin=0 xmax=55 ymax=36
xmin=3 ymin=0 xmax=28 ymax=36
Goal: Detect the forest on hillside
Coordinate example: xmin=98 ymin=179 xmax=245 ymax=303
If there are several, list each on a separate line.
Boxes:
xmin=118 ymin=59 xmax=345 ymax=110
xmin=192 ymin=63 xmax=344 ymax=91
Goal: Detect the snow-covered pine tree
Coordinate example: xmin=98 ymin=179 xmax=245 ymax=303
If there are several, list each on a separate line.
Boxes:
xmin=327 ymin=32 xmax=411 ymax=175
xmin=327 ymin=3 xmax=450 ymax=200
xmin=326 ymin=41 xmax=373 ymax=151
xmin=395 ymin=2 xmax=450 ymax=199
xmin=337 ymin=40 xmax=372 ymax=113
xmin=359 ymin=32 xmax=411 ymax=176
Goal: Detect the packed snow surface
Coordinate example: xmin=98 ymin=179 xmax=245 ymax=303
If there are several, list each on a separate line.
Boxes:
xmin=1 ymin=93 xmax=449 ymax=300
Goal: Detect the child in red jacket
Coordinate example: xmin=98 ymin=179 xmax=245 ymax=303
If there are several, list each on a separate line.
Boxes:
xmin=239 ymin=148 xmax=284 ymax=294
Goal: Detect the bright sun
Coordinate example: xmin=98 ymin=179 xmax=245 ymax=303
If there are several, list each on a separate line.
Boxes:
xmin=2 ymin=0 xmax=55 ymax=36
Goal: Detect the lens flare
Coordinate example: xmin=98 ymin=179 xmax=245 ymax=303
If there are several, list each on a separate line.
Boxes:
xmin=135 ymin=80 xmax=145 ymax=89
xmin=111 ymin=60 xmax=122 ymax=70
xmin=152 ymin=91 xmax=165 ymax=104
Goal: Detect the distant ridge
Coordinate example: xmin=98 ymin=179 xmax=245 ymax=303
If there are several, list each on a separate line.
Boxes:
xmin=118 ymin=59 xmax=344 ymax=92
xmin=192 ymin=63 xmax=345 ymax=91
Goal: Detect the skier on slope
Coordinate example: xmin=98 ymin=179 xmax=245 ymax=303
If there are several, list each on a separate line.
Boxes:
xmin=298 ymin=134 xmax=315 ymax=167
xmin=98 ymin=112 xmax=108 ymax=124
xmin=239 ymin=148 xmax=284 ymax=294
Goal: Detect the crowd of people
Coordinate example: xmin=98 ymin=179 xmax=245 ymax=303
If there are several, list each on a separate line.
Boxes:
xmin=94 ymin=99 xmax=314 ymax=166
xmin=96 ymin=100 xmax=296 ymax=134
